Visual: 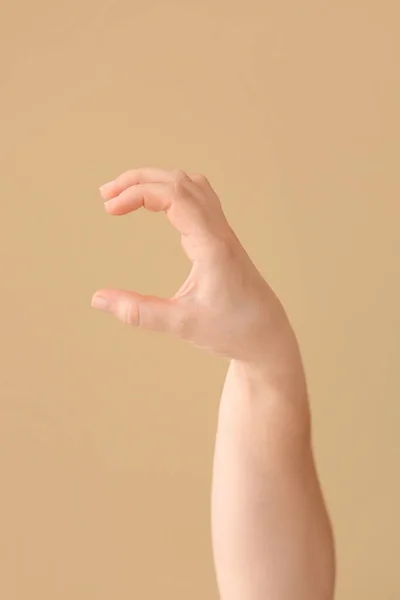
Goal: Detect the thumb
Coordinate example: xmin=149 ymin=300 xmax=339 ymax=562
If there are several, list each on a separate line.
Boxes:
xmin=91 ymin=289 xmax=184 ymax=334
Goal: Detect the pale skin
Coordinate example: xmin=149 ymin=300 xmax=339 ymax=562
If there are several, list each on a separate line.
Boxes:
xmin=92 ymin=168 xmax=336 ymax=600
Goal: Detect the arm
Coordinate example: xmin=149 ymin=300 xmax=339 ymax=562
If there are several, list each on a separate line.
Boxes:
xmin=212 ymin=327 xmax=335 ymax=599
xmin=92 ymin=167 xmax=335 ymax=600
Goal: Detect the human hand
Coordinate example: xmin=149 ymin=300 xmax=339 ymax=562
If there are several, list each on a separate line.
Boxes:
xmin=92 ymin=168 xmax=295 ymax=368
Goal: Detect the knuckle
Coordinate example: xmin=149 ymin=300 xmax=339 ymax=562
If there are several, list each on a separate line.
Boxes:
xmin=192 ymin=173 xmax=209 ymax=186
xmin=172 ymin=169 xmax=189 ymax=193
xmin=123 ymin=302 xmax=139 ymax=327
xmin=172 ymin=168 xmax=187 ymax=182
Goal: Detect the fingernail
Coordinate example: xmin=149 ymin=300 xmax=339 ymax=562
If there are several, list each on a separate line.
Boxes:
xmin=91 ymin=295 xmax=110 ymax=311
xmin=103 ymin=199 xmax=114 ymax=210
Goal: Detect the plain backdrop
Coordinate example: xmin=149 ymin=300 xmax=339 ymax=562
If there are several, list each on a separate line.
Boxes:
xmin=0 ymin=1 xmax=399 ymax=598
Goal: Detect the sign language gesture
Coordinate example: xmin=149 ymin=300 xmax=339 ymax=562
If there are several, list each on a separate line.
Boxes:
xmin=92 ymin=168 xmax=290 ymax=366
xmin=91 ymin=167 xmax=335 ymax=600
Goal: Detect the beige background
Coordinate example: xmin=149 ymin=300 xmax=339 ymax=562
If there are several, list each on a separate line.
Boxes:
xmin=1 ymin=1 xmax=399 ymax=598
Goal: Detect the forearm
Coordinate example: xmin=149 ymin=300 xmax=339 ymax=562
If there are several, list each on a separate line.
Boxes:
xmin=211 ymin=326 xmax=335 ymax=600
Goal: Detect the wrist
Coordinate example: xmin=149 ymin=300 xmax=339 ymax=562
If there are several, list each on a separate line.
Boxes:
xmin=232 ymin=324 xmax=309 ymax=405
xmin=225 ymin=341 xmax=312 ymax=450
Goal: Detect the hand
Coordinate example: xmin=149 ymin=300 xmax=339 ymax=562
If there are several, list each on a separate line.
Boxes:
xmin=92 ymin=168 xmax=294 ymax=367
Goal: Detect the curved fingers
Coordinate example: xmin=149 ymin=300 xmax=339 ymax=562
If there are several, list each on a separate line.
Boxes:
xmin=100 ymin=168 xmax=191 ymax=201
xmin=99 ymin=167 xmax=229 ymax=246
xmin=103 ymin=182 xmax=174 ymax=215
